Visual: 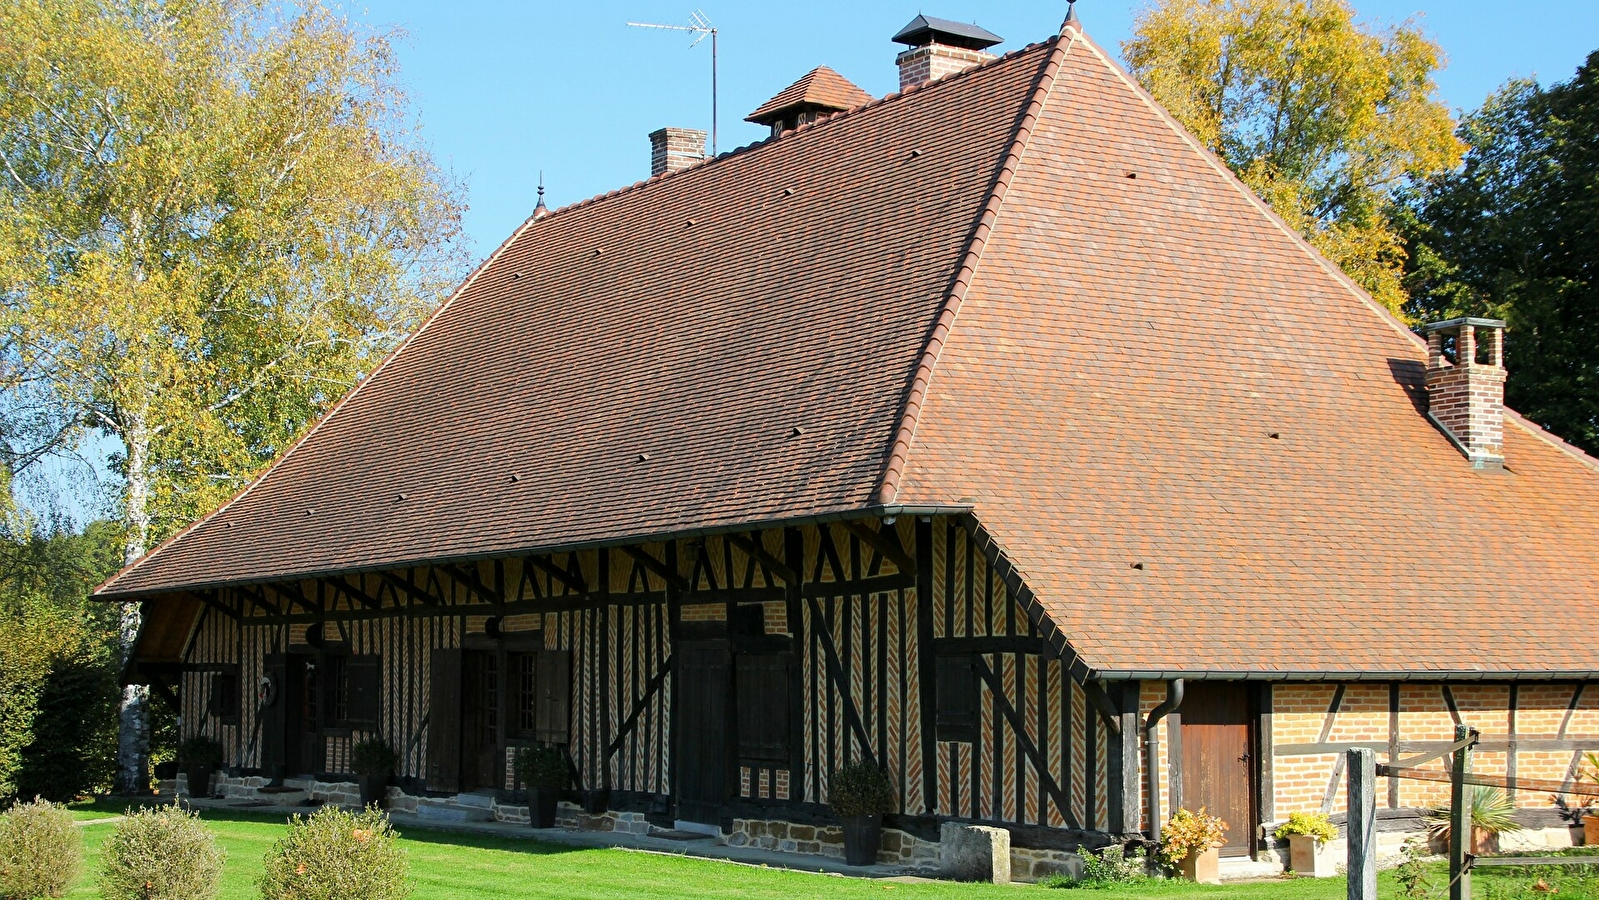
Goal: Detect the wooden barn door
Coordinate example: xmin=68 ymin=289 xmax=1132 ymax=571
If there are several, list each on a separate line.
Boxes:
xmin=460 ymin=650 xmax=502 ymax=791
xmin=1180 ymin=682 xmax=1256 ymax=856
xmin=675 ymin=641 xmax=731 ymax=828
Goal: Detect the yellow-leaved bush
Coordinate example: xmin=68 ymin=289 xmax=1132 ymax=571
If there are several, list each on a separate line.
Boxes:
xmin=258 ymin=806 xmax=410 ymax=900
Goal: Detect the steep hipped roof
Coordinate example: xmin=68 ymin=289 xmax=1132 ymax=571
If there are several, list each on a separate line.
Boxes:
xmin=96 ymin=37 xmax=1055 ymax=598
xmin=746 ymin=66 xmax=874 ymax=126
xmin=97 ymin=21 xmax=1599 ymax=678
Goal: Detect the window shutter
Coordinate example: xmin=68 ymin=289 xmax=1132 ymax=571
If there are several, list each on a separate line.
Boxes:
xmin=427 ymin=648 xmax=463 ymax=792
xmin=535 ymin=650 xmax=570 ymax=744
xmin=935 ymin=654 xmax=977 ymax=742
xmin=209 ymin=670 xmax=240 ymax=724
xmin=736 ymin=653 xmax=790 ymax=763
xmin=346 ymin=656 xmax=381 ymax=728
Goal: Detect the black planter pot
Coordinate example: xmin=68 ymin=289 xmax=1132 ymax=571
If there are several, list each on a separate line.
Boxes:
xmin=184 ymin=766 xmax=215 ymax=798
xmin=357 ymin=773 xmax=389 ymax=808
xmin=842 ymin=814 xmax=883 ymax=866
xmin=529 ymin=787 xmax=560 ymax=828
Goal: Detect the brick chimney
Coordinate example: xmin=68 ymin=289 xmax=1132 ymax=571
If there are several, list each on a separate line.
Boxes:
xmin=649 ymin=127 xmax=707 ymax=177
xmin=892 ymin=15 xmax=1002 ymax=92
xmin=1421 ymin=317 xmax=1507 ymax=470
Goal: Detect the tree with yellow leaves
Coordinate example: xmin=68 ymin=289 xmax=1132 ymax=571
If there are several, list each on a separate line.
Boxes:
xmin=1123 ymin=0 xmax=1462 ymax=315
xmin=0 ymin=0 xmax=467 ymax=792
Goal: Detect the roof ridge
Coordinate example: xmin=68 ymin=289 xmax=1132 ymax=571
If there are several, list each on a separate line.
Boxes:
xmin=533 ymin=38 xmax=1059 ymax=226
xmin=875 ymin=25 xmax=1084 ymax=506
xmin=93 ymin=204 xmax=544 ymax=596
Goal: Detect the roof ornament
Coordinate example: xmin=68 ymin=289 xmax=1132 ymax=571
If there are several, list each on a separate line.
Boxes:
xmin=534 ymin=171 xmax=548 ymax=219
xmin=1065 ymin=0 xmax=1082 ymax=31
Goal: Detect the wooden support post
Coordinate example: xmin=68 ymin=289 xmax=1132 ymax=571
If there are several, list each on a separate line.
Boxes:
xmin=1347 ymin=748 xmax=1377 ymax=900
xmin=1449 ymin=724 xmax=1475 ymax=900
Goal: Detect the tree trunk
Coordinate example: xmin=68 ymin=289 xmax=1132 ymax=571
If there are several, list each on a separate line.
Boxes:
xmin=115 ymin=414 xmax=152 ymax=795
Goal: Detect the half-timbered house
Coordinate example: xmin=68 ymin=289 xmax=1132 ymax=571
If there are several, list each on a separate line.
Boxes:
xmin=97 ymin=11 xmax=1599 ymax=876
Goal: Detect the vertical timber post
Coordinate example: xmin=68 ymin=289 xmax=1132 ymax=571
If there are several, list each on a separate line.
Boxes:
xmin=1449 ymin=723 xmax=1475 ymax=900
xmin=1346 ymin=748 xmax=1377 ymax=900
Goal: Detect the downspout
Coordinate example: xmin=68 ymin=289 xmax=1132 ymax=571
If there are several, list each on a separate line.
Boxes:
xmin=1145 ymin=679 xmax=1185 ymax=844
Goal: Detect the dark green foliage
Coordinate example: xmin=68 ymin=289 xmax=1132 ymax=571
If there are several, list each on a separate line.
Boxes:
xmin=1404 ymin=50 xmax=1599 ymax=454
xmin=12 ymin=639 xmax=118 ymax=802
xmin=0 ymin=798 xmax=80 ymax=899
xmin=175 ymin=737 xmax=224 ymax=769
xmin=513 ymin=745 xmax=568 ymax=790
xmin=351 ymin=737 xmax=398 ymax=776
xmin=827 ymin=762 xmax=894 ymax=818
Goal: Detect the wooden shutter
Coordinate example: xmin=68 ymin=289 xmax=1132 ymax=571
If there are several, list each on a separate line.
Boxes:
xmin=427 ymin=648 xmax=463 ymax=792
xmin=736 ymin=653 xmax=790 ymax=763
xmin=207 ymin=671 xmax=240 ymax=723
xmin=535 ymin=650 xmax=570 ymax=744
xmin=935 ymin=654 xmax=977 ymax=742
xmin=260 ymin=656 xmax=289 ymax=777
xmin=346 ymin=656 xmax=381 ymax=728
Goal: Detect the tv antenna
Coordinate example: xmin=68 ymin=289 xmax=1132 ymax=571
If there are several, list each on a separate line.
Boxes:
xmin=627 ymin=10 xmax=719 ymax=155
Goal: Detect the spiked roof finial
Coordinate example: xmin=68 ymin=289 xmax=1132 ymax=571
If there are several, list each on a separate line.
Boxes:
xmin=1064 ymin=0 xmax=1082 ymax=32
xmin=534 ymin=171 xmax=549 ymax=219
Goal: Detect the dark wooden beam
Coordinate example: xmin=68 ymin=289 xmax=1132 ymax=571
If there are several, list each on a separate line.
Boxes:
xmin=606 ymin=654 xmax=674 ymax=756
xmin=974 ymin=655 xmax=1079 ymax=828
xmin=1082 ymin=679 xmax=1123 ymax=735
xmin=526 ymin=554 xmax=589 ymax=597
xmin=727 ymin=532 xmax=798 ymax=586
xmin=378 ymin=570 xmax=441 ymax=607
xmin=237 ymin=584 xmax=281 ymax=618
xmin=446 ymin=562 xmax=502 ymax=607
xmin=839 ymin=519 xmax=914 ymax=574
xmin=622 ymin=545 xmax=688 ymax=592
xmin=187 ymin=590 xmax=241 ymax=624
xmin=270 ymin=581 xmax=321 ymax=616
xmin=323 ymin=576 xmax=381 ymax=611
xmin=808 ymin=595 xmax=878 ymax=768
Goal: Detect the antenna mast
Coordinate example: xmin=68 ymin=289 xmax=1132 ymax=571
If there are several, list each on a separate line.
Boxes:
xmin=627 ymin=10 xmax=719 ymax=155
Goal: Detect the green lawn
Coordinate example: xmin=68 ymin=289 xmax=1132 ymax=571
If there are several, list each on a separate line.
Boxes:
xmin=60 ymin=807 xmax=1599 ymax=900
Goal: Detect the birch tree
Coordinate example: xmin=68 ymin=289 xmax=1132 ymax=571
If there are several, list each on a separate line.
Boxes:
xmin=0 ymin=0 xmax=467 ymax=792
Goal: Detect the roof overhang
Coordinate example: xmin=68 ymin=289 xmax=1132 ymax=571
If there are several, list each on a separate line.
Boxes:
xmin=92 ymin=503 xmax=974 ymax=602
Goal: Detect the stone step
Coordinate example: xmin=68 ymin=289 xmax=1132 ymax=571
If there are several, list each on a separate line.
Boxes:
xmin=416 ymin=799 xmax=495 ymax=824
xmin=452 ymin=791 xmax=498 ymax=810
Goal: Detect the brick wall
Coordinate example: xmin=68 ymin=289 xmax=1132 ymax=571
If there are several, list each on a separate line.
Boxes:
xmin=896 ymin=44 xmax=995 ymax=92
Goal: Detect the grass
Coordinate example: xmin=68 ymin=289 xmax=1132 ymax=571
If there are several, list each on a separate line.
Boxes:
xmin=56 ymin=804 xmax=1599 ymax=900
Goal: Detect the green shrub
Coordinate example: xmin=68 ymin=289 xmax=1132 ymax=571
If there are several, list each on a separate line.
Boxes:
xmin=98 ymin=805 xmax=224 ymax=900
xmin=513 ymin=745 xmax=568 ymax=790
xmin=351 ymin=737 xmax=399 ymax=776
xmin=1274 ymin=810 xmax=1337 ymax=844
xmin=827 ymin=762 xmax=894 ymax=818
xmin=175 ymin=736 xmax=223 ymax=770
xmin=258 ymin=806 xmax=410 ymax=900
xmin=0 ymin=798 xmax=80 ymax=899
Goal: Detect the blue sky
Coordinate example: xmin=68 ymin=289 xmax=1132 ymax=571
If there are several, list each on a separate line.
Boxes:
xmin=350 ymin=0 xmax=1599 ymax=259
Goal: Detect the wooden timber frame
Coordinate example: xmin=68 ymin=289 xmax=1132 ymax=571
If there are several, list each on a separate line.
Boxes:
xmin=161 ymin=514 xmax=1132 ymax=848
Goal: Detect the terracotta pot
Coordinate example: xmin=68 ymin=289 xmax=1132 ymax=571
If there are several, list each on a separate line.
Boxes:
xmin=1178 ymin=846 xmax=1220 ymax=884
xmin=1585 ymin=815 xmax=1599 ymax=847
xmin=528 ymin=787 xmax=559 ymax=828
xmin=841 ymin=814 xmax=883 ymax=866
xmin=1287 ymin=833 xmax=1337 ymax=878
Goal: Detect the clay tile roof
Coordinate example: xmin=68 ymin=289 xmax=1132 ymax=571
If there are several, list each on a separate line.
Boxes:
xmin=96 ymin=22 xmax=1599 ymax=679
xmin=745 ymin=66 xmax=875 ymax=126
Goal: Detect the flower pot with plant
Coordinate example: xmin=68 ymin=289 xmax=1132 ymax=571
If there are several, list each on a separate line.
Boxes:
xmin=1580 ymin=752 xmax=1599 ymax=846
xmin=1275 ymin=811 xmax=1338 ymax=877
xmin=516 ymin=745 xmax=569 ymax=828
xmin=351 ymin=736 xmax=399 ymax=807
xmin=1427 ymin=784 xmax=1524 ymax=854
xmin=176 ymin=735 xmax=225 ymax=798
xmin=829 ymin=761 xmax=894 ymax=866
xmin=1160 ymin=807 xmax=1227 ymax=884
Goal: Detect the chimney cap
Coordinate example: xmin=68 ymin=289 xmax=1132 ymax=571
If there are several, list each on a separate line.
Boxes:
xmin=1419 ymin=316 xmax=1506 ymax=335
xmin=892 ymin=15 xmax=1002 ymax=51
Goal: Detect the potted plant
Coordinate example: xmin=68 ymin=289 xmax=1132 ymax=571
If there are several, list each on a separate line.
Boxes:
xmin=1159 ymin=807 xmax=1227 ymax=884
xmin=350 ymin=735 xmax=399 ymax=808
xmin=1582 ymin=753 xmax=1599 ymax=846
xmin=1275 ymin=811 xmax=1338 ymax=877
xmin=1426 ymin=784 xmax=1524 ymax=854
xmin=176 ymin=735 xmax=225 ymax=799
xmin=515 ymin=745 xmax=569 ymax=828
xmin=829 ymin=761 xmax=894 ymax=866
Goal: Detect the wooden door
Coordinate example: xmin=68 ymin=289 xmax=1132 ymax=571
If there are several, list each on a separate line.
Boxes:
xmin=675 ymin=644 xmax=731 ymax=826
xmin=427 ymin=649 xmax=463 ymax=792
xmin=1180 ymin=682 xmax=1256 ymax=856
xmin=279 ymin=655 xmax=321 ymax=776
xmin=260 ymin=656 xmax=289 ymax=781
xmin=460 ymin=650 xmax=502 ymax=791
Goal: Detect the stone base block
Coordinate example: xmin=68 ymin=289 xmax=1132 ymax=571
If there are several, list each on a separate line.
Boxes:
xmin=940 ymin=822 xmax=1011 ymax=883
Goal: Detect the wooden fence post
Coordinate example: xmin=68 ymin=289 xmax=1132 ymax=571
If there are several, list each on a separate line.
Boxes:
xmin=1449 ymin=723 xmax=1474 ymax=900
xmin=1347 ymin=748 xmax=1377 ymax=900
